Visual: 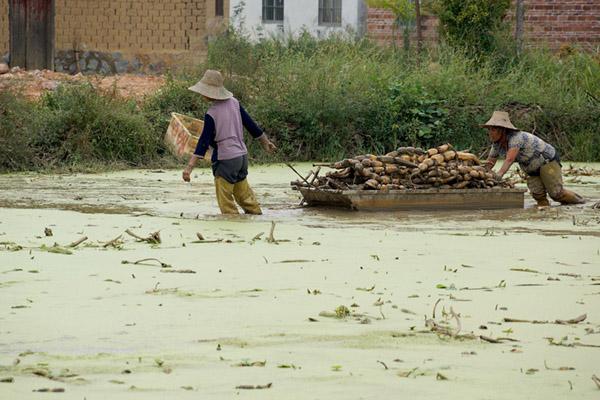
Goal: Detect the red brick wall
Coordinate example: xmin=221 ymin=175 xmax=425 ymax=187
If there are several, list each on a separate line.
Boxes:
xmin=519 ymin=0 xmax=600 ymax=49
xmin=367 ymin=1 xmax=600 ymax=50
xmin=367 ymin=8 xmax=439 ymax=47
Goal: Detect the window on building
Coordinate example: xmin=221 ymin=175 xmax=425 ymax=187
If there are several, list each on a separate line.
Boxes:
xmin=262 ymin=0 xmax=284 ymax=23
xmin=216 ymin=0 xmax=224 ymax=16
xmin=319 ymin=0 xmax=342 ymax=26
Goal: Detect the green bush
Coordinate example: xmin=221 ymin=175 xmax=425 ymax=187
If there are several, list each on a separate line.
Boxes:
xmin=430 ymin=0 xmax=512 ymax=55
xmin=204 ymin=32 xmax=600 ymax=161
xmin=0 ymin=83 xmax=164 ymax=172
xmin=0 ymin=91 xmax=39 ymax=170
xmin=38 ymin=84 xmax=158 ymax=166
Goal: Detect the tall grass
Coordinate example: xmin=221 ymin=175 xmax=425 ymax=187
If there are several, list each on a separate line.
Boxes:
xmin=200 ymin=31 xmax=600 ymax=161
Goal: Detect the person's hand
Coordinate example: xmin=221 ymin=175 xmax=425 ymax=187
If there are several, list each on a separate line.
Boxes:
xmin=182 ymin=167 xmax=192 ymax=182
xmin=262 ymin=140 xmax=277 ymax=154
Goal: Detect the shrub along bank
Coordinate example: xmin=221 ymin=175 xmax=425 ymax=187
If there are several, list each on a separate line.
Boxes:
xmin=1 ymin=33 xmax=598 ymax=172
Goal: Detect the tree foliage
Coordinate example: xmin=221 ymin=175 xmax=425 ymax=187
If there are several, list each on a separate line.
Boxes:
xmin=367 ymin=0 xmax=416 ymax=49
xmin=367 ymin=0 xmax=415 ymax=23
xmin=430 ymin=0 xmax=511 ymax=54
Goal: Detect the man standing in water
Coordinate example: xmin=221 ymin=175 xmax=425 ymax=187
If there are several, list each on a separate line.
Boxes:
xmin=182 ymin=70 xmax=277 ymax=214
xmin=483 ymin=111 xmax=585 ymax=207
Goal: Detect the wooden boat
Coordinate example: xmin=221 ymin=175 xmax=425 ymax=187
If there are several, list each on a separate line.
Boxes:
xmin=298 ymin=187 xmax=526 ymax=211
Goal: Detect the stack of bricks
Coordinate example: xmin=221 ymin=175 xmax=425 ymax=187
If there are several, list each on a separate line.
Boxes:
xmin=367 ymin=0 xmax=600 ymax=51
xmin=0 ymin=0 xmax=8 ymax=59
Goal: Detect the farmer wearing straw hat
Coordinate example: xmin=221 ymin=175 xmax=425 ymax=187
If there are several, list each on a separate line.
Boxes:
xmin=182 ymin=70 xmax=277 ymax=214
xmin=483 ymin=111 xmax=585 ymax=207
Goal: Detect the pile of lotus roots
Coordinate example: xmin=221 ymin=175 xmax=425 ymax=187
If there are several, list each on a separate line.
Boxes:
xmin=293 ymin=144 xmax=514 ymax=191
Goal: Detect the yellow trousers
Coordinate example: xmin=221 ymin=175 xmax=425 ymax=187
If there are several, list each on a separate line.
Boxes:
xmin=214 ymin=177 xmax=262 ymax=215
xmin=527 ymin=161 xmax=584 ymax=206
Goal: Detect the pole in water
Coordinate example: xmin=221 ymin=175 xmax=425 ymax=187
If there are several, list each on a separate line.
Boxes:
xmin=285 ymin=163 xmax=312 ymax=186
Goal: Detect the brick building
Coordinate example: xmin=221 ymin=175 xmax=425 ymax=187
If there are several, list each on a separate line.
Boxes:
xmin=367 ymin=0 xmax=600 ymax=51
xmin=0 ymin=0 xmax=229 ymax=73
xmin=1 ymin=1 xmax=598 ymax=74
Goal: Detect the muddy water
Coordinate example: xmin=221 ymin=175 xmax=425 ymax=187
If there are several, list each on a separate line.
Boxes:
xmin=0 ymin=164 xmax=599 ymax=399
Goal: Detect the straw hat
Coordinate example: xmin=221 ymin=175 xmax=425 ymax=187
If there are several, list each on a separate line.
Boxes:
xmin=188 ymin=70 xmax=233 ymax=100
xmin=482 ymin=111 xmax=519 ymax=131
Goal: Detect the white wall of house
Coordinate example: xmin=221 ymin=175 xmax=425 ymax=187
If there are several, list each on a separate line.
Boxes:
xmin=231 ymin=0 xmax=367 ymax=39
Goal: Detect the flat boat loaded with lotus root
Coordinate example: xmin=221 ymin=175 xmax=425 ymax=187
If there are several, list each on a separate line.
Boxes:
xmin=292 ymin=144 xmax=515 ymax=192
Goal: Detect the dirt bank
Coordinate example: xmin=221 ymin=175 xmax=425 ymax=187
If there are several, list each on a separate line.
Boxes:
xmin=0 ymin=69 xmax=165 ymax=100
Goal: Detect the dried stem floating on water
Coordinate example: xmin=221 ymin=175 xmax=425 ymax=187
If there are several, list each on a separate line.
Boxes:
xmin=232 ymin=360 xmax=266 ymax=367
xmin=235 ymin=383 xmax=272 ymax=390
xmin=160 ymin=269 xmax=196 ymax=274
xmin=592 ymin=375 xmax=600 ymax=390
xmin=479 ymin=336 xmax=519 ymax=344
xmin=543 ymin=361 xmax=575 ymax=371
xmin=436 ymin=372 xmax=449 ymax=381
xmin=432 ymin=298 xmax=442 ymax=319
xmin=450 ymin=307 xmax=461 ymax=336
xmin=40 ymin=244 xmax=72 ymax=255
xmin=125 ymin=229 xmax=161 ymax=244
xmin=377 ymin=360 xmax=388 ymax=370
xmin=267 ymin=222 xmax=276 ymax=243
xmin=122 ymin=258 xmax=172 ymax=268
xmin=503 ymin=317 xmax=548 ymax=324
xmin=503 ymin=313 xmax=587 ymax=325
xmin=67 ymin=236 xmax=88 ymax=248
xmin=103 ymin=234 xmax=123 ymax=248
xmin=556 ymin=313 xmax=587 ymax=325
xmin=33 ymin=388 xmax=65 ymax=393
xmin=252 ymin=232 xmax=264 ymax=241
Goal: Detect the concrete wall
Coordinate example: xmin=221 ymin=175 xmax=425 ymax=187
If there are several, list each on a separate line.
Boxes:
xmin=230 ymin=0 xmax=364 ymax=39
xmin=0 ymin=0 xmax=7 ymax=62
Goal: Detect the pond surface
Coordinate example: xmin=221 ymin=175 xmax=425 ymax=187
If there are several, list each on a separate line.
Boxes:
xmin=0 ymin=164 xmax=599 ymax=399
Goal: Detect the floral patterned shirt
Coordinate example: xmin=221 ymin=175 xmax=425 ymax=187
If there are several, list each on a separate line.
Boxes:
xmin=489 ymin=131 xmax=556 ymax=174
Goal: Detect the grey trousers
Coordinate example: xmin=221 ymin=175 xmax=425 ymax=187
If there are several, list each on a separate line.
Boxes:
xmin=211 ymin=154 xmax=249 ymax=184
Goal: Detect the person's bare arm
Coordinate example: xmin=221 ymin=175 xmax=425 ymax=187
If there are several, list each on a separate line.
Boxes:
xmin=182 ymin=155 xmax=202 ymax=182
xmin=258 ymin=134 xmax=277 ymax=153
xmin=485 ymin=157 xmax=498 ymax=171
xmin=496 ymin=148 xmax=519 ymax=178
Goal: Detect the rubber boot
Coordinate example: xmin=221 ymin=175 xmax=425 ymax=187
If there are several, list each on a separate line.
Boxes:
xmin=556 ymin=189 xmax=586 ymax=205
xmin=527 ymin=176 xmax=550 ymax=207
xmin=534 ymin=196 xmax=551 ymax=207
xmin=233 ymin=179 xmax=262 ymax=215
xmin=215 ymin=177 xmax=239 ymax=214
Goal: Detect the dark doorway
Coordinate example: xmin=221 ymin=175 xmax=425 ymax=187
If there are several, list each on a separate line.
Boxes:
xmin=216 ymin=0 xmax=224 ymax=17
xmin=9 ymin=0 xmax=55 ymax=70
